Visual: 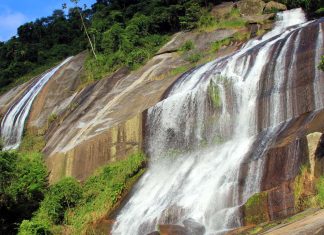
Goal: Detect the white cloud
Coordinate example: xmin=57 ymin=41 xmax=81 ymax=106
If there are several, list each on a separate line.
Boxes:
xmin=0 ymin=6 xmax=28 ymax=41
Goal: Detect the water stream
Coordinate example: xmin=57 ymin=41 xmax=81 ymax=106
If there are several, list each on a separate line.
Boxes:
xmin=0 ymin=57 xmax=72 ymax=150
xmin=113 ymin=9 xmax=324 ymax=235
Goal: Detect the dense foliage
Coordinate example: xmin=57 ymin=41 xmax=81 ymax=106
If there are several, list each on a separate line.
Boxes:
xmin=19 ymin=153 xmax=146 ymax=234
xmin=0 ymin=151 xmax=48 ymax=234
xmin=0 ymin=0 xmax=219 ymax=91
xmin=0 ymin=0 xmax=322 ymax=91
xmin=278 ymin=0 xmax=324 ymax=12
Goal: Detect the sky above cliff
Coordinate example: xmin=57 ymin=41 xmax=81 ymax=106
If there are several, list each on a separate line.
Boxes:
xmin=0 ymin=0 xmax=96 ymax=41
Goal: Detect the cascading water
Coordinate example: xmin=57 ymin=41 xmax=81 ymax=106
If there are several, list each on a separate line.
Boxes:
xmin=0 ymin=57 xmax=72 ymax=150
xmin=113 ymin=9 xmax=323 ymax=235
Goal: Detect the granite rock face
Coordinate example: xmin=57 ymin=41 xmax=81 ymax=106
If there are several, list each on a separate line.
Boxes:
xmin=237 ymin=0 xmax=266 ymax=16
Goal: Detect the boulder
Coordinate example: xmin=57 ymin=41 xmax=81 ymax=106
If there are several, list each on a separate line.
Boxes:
xmin=159 ymin=225 xmax=187 ymax=235
xmin=237 ymin=0 xmax=266 ymax=16
xmin=243 ymin=13 xmax=275 ymax=24
xmin=159 ymin=206 xmax=186 ymax=224
xmin=183 ymin=218 xmax=206 ymax=235
xmin=211 ymin=2 xmax=235 ymax=19
xmin=264 ymin=1 xmax=287 ymax=13
xmin=248 ymin=23 xmax=260 ymax=37
xmin=147 ymin=231 xmax=160 ymax=235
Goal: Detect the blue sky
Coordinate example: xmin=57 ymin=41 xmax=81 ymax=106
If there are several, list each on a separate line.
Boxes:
xmin=0 ymin=0 xmax=96 ymax=41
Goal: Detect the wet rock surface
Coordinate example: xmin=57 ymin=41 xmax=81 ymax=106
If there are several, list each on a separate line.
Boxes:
xmin=183 ymin=218 xmax=206 ymax=235
xmin=159 ymin=225 xmax=187 ymax=235
xmin=28 ymin=52 xmax=86 ymax=132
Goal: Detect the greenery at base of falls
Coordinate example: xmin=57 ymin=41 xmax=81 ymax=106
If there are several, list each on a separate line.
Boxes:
xmin=18 ymin=152 xmax=146 ymax=235
xmin=293 ymin=164 xmax=324 ymax=211
xmin=0 ymin=151 xmax=48 ymax=235
xmin=0 ymin=128 xmax=146 ymax=234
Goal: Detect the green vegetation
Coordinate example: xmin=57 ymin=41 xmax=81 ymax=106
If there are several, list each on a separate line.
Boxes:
xmin=277 ymin=0 xmax=323 ymax=12
xmin=211 ymin=38 xmax=232 ymax=52
xmin=169 ymin=65 xmax=192 ymax=77
xmin=48 ymin=113 xmax=58 ymax=125
xmin=243 ymin=192 xmax=269 ymax=225
xmin=319 ymin=55 xmax=324 ymax=71
xmin=0 ymin=0 xmax=320 ymax=92
xmin=199 ymin=8 xmax=246 ymax=32
xmin=315 ymin=7 xmax=324 ymax=15
xmin=294 ymin=165 xmax=313 ymax=211
xmin=0 ymin=0 xmax=223 ymax=92
xmin=179 ymin=40 xmax=195 ymax=52
xmin=208 ymin=81 xmax=222 ymax=108
xmin=19 ymin=131 xmax=46 ymax=154
xmin=185 ymin=53 xmax=203 ymax=63
xmin=19 ymin=153 xmax=146 ymax=234
xmin=315 ymin=176 xmax=324 ymax=208
xmin=0 ymin=151 xmax=48 ymax=234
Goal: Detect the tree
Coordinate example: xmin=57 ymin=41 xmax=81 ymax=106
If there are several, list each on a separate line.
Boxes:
xmin=179 ymin=2 xmax=202 ymax=30
xmin=63 ymin=0 xmax=97 ymax=59
xmin=0 ymin=152 xmax=48 ymax=233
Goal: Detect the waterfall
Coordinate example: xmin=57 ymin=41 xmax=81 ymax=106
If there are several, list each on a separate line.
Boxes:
xmin=112 ymin=9 xmax=323 ymax=235
xmin=0 ymin=57 xmax=72 ymax=150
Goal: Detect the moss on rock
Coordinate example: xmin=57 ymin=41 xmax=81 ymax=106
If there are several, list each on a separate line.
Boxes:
xmin=243 ymin=192 xmax=270 ymax=225
xmin=208 ymin=81 xmax=222 ymax=109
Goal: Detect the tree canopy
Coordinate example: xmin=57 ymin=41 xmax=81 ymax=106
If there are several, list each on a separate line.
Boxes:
xmin=0 ymin=0 xmax=322 ymax=92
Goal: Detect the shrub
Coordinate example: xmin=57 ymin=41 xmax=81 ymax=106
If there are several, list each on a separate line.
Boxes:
xmin=198 ymin=12 xmax=216 ymax=30
xmin=294 ymin=165 xmax=312 ymax=211
xmin=126 ymin=48 xmax=150 ymax=69
xmin=211 ymin=38 xmax=231 ymax=52
xmin=67 ymin=153 xmax=146 ymax=233
xmin=19 ymin=132 xmax=46 ymax=153
xmin=186 ymin=53 xmax=202 ymax=63
xmin=20 ymin=153 xmax=146 ymax=234
xmin=179 ymin=2 xmax=202 ymax=30
xmin=179 ymin=40 xmax=195 ymax=52
xmin=19 ymin=220 xmax=51 ymax=235
xmin=101 ymin=23 xmax=125 ymax=54
xmin=48 ymin=113 xmax=58 ymax=125
xmin=40 ymin=177 xmax=82 ymax=224
xmin=316 ymin=176 xmax=324 ymax=208
xmin=318 ymin=55 xmax=324 ymax=71
xmin=315 ymin=7 xmax=324 ymax=15
xmin=0 ymin=151 xmax=48 ymax=234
